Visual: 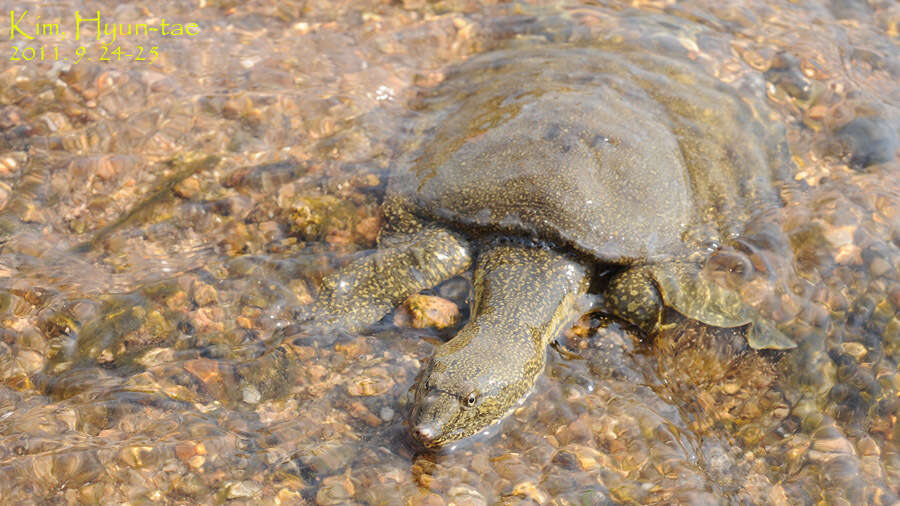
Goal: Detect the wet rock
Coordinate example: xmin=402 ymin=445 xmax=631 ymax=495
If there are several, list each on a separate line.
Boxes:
xmin=119 ymin=445 xmax=158 ymax=469
xmin=192 ymin=281 xmax=219 ymax=306
xmin=492 ymin=453 xmax=533 ymax=481
xmin=346 ymin=366 xmax=395 ymax=397
xmin=334 ymin=337 xmax=373 ymax=359
xmin=242 ymin=385 xmax=261 ymax=404
xmin=765 ymin=52 xmax=812 ymax=100
xmin=446 ymin=485 xmax=486 ymax=506
xmin=832 ymin=116 xmax=899 ymax=169
xmin=174 ymin=175 xmax=202 ymax=199
xmin=306 ymin=442 xmax=356 ymax=476
xmin=225 ymin=480 xmax=262 ymax=499
xmin=510 ymin=480 xmax=548 ymax=503
xmin=316 ymin=474 xmax=356 ymax=505
xmin=394 ymin=294 xmax=460 ymax=329
xmin=183 ymin=358 xmax=235 ymax=401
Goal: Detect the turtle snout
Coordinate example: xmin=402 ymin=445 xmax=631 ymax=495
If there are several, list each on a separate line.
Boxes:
xmin=411 ymin=421 xmax=440 ymax=446
xmin=408 ymin=390 xmax=457 ymax=448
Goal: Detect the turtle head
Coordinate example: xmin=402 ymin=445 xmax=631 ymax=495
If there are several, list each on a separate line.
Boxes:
xmin=408 ymin=245 xmax=590 ymax=449
xmin=408 ymin=327 xmax=543 ymax=449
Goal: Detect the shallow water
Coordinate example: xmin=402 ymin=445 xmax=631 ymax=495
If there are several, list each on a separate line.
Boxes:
xmin=0 ymin=0 xmax=898 ymax=503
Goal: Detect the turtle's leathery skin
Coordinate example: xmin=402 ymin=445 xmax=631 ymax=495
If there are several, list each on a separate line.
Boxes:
xmin=409 ymin=245 xmax=590 ymax=448
xmin=306 ymin=219 xmax=472 ymax=333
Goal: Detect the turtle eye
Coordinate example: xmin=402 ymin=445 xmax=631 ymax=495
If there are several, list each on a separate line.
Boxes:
xmin=465 ymin=392 xmax=478 ymax=407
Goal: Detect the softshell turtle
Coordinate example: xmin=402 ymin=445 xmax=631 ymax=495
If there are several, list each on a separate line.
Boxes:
xmin=301 ymin=46 xmax=796 ymax=448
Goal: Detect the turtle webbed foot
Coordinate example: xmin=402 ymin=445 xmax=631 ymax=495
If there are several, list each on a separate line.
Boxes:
xmin=746 ymin=316 xmax=797 ymax=350
xmin=602 ymin=263 xmax=797 ymax=350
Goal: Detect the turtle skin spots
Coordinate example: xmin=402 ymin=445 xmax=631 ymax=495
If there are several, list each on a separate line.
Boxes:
xmin=604 ymin=267 xmax=664 ymax=333
xmin=307 ymin=225 xmax=472 ymax=333
xmin=409 ymin=245 xmax=590 ymax=448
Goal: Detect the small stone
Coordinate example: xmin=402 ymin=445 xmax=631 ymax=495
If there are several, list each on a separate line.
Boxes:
xmin=555 ymin=413 xmax=592 ymax=445
xmin=137 ymin=346 xmax=177 ymax=367
xmin=379 ymin=406 xmax=394 ymax=421
xmin=812 ymin=434 xmax=855 ymax=455
xmin=555 ymin=444 xmax=608 ymax=472
xmin=334 ymin=337 xmax=372 ymax=358
xmin=192 ymin=281 xmax=218 ymax=306
xmin=120 ymin=446 xmax=155 ymax=468
xmin=395 ymin=294 xmax=460 ymax=329
xmin=840 ymin=342 xmax=868 ymax=360
xmin=166 ymin=290 xmax=189 ymax=311
xmin=15 ymin=349 xmax=44 ymax=374
xmin=857 ymin=436 xmax=880 ymax=457
xmin=278 ymin=488 xmax=306 ymax=503
xmin=349 ymin=400 xmax=382 ymax=426
xmin=572 ymin=444 xmax=607 ymax=471
xmin=492 ymin=453 xmax=531 ymax=480
xmin=187 ymin=455 xmax=206 ymax=469
xmin=446 ymin=485 xmax=486 ymax=506
xmin=308 ymin=364 xmax=328 ymax=382
xmin=869 ymin=257 xmax=893 ymax=277
xmin=77 ymin=483 xmax=109 ymax=504
xmin=226 ymin=480 xmax=262 ymax=499
xmin=174 ymin=176 xmax=201 ymax=199
xmin=192 ymin=306 xmax=226 ymax=333
xmin=346 ymin=367 xmax=394 ymax=396
xmin=823 ymin=225 xmax=856 ymax=248
xmin=835 ymin=244 xmax=863 ymax=265
xmin=325 ymin=228 xmax=352 ymax=246
xmin=316 ymin=475 xmax=355 ymax=505
xmin=807 ymin=104 xmax=828 ymax=121
xmin=511 ymin=480 xmax=548 ymax=503
xmin=0 ymin=182 xmax=10 ymax=211
xmin=243 ymin=385 xmax=261 ymax=404
xmin=184 ymin=358 xmax=231 ymax=400
xmin=471 ymin=453 xmax=492 ymax=476
xmin=355 ymin=216 xmax=381 ymax=243
xmin=21 ymin=203 xmax=45 ymax=223
xmin=175 ymin=442 xmax=196 ymax=461
xmin=416 ymin=492 xmax=444 ymax=506
xmin=308 ymin=443 xmax=355 ymax=475
xmin=768 ymin=485 xmax=792 ymax=506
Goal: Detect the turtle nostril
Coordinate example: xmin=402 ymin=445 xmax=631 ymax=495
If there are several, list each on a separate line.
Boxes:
xmin=412 ymin=423 xmax=437 ymax=443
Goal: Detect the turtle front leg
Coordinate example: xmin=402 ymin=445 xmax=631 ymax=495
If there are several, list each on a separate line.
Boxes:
xmin=304 ymin=224 xmax=472 ymax=333
xmin=602 ymin=263 xmax=796 ymax=350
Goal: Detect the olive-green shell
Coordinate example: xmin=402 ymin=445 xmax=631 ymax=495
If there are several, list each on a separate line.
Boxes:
xmin=390 ymin=46 xmax=790 ymax=264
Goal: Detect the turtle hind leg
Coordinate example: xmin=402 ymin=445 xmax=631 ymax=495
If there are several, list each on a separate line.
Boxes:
xmin=601 ymin=266 xmax=664 ymax=334
xmin=304 ymin=223 xmax=472 ymax=333
xmin=602 ymin=262 xmax=797 ymax=350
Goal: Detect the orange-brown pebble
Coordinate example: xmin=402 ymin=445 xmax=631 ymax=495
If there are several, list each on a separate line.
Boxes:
xmin=395 ymin=294 xmax=460 ymax=329
xmin=355 ymin=216 xmax=381 ymax=243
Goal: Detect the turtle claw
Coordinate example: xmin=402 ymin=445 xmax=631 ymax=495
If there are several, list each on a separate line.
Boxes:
xmin=746 ymin=318 xmax=797 ymax=350
xmin=551 ymin=338 xmax=585 ymax=360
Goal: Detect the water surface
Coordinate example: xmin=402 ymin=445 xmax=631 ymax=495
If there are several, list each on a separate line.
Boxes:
xmin=0 ymin=0 xmax=898 ymax=503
